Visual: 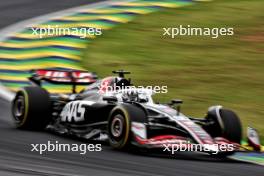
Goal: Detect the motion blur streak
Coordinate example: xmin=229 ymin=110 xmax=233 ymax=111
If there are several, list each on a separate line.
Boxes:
xmin=0 ymin=0 xmax=193 ymax=94
xmin=0 ymin=1 xmax=263 ymax=176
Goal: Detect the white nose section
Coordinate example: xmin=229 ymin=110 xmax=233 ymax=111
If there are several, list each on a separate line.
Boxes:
xmin=247 ymin=127 xmax=261 ymax=151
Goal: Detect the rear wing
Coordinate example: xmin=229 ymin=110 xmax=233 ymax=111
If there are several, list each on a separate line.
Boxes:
xmin=29 ymin=69 xmax=98 ymax=93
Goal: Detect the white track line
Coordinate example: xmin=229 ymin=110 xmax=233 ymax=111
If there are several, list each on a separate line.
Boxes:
xmin=0 ymin=83 xmax=14 ymax=101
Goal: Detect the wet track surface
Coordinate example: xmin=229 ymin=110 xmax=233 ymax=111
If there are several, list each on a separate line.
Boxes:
xmin=0 ymin=1 xmax=264 ymax=176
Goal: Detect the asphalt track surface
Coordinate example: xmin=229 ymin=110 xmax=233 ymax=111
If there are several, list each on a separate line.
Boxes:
xmin=0 ymin=1 xmax=263 ymax=176
xmin=0 ymin=0 xmax=105 ymax=28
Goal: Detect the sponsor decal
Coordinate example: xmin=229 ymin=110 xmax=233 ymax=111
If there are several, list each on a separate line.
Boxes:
xmin=60 ymin=101 xmax=94 ymax=122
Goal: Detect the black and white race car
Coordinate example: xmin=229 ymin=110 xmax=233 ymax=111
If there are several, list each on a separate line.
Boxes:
xmin=11 ymin=69 xmax=262 ymax=155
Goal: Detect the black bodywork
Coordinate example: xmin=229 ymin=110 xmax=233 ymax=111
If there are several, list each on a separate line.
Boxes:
xmin=12 ymin=69 xmax=248 ymax=154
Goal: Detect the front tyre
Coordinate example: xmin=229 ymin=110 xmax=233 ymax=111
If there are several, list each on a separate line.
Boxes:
xmin=108 ymin=107 xmax=131 ymax=149
xmin=12 ymin=86 xmax=51 ymax=130
xmin=205 ymin=107 xmax=242 ymax=144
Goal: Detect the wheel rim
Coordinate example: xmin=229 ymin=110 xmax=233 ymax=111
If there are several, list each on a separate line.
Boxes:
xmin=111 ymin=115 xmax=123 ymax=138
xmin=13 ymin=95 xmax=25 ymax=121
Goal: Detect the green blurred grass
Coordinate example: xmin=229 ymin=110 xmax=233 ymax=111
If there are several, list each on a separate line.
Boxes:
xmin=82 ymin=0 xmax=264 ymax=140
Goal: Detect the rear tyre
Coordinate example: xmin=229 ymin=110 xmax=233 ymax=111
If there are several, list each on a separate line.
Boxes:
xmin=12 ymin=86 xmax=51 ymax=130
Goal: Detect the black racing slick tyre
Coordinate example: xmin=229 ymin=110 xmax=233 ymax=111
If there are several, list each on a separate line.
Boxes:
xmin=12 ymin=86 xmax=51 ymax=130
xmin=108 ymin=104 xmax=146 ymax=150
xmin=205 ymin=108 xmax=242 ymax=144
xmin=219 ymin=109 xmax=242 ymax=143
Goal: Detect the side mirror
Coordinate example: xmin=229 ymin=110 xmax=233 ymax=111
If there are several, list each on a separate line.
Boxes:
xmin=103 ymin=96 xmax=118 ymax=102
xmin=170 ymin=99 xmax=183 ymax=116
xmin=171 ymin=99 xmax=183 ymax=104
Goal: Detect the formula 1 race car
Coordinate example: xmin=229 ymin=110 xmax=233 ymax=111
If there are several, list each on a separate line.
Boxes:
xmin=11 ymin=69 xmax=262 ymax=155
